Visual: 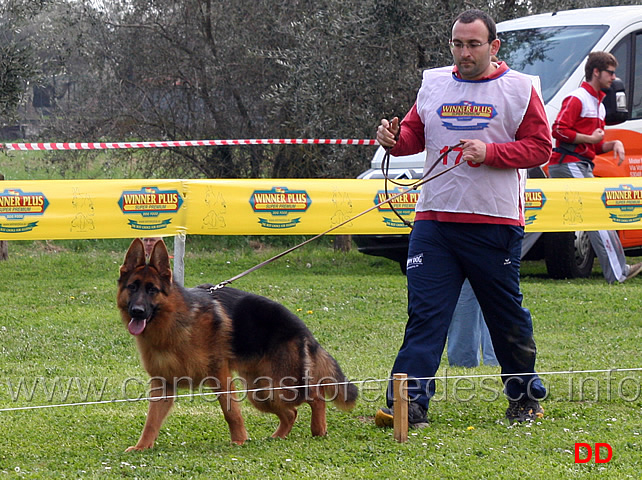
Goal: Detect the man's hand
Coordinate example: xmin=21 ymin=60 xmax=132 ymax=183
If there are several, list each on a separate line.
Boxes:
xmin=612 ymin=140 xmax=625 ymax=165
xmin=599 ymin=139 xmax=625 ymax=165
xmin=460 ymin=139 xmax=487 ymax=164
xmin=588 ymin=128 xmax=605 ymax=144
xmin=377 ymin=117 xmax=399 ymax=148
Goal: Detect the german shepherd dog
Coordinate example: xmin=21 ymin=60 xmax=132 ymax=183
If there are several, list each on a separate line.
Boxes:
xmin=118 ymin=239 xmax=358 ymax=450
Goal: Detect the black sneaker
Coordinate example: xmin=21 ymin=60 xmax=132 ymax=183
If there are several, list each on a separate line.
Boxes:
xmin=375 ymin=402 xmax=428 ymax=428
xmin=505 ymin=398 xmax=544 ymax=423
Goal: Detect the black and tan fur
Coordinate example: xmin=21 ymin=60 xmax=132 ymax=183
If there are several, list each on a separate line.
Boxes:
xmin=117 ymin=238 xmax=358 ymax=450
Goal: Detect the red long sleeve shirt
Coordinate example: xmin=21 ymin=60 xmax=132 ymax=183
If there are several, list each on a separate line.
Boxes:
xmin=390 ymin=62 xmax=552 ymax=225
xmin=551 ymin=81 xmax=606 ymax=163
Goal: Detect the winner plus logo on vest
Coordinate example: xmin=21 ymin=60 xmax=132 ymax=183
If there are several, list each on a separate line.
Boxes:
xmin=437 ymin=100 xmax=497 ymax=131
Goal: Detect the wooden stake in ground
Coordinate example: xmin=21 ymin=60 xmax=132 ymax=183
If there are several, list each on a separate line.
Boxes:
xmin=0 ymin=174 xmax=6 ymax=260
xmin=393 ymin=373 xmax=408 ymax=443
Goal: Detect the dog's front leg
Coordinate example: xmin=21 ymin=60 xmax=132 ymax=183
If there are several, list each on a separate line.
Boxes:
xmin=125 ymin=379 xmax=175 ymax=452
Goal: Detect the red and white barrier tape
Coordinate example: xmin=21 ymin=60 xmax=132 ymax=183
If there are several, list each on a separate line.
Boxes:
xmin=0 ymin=138 xmax=378 ymax=151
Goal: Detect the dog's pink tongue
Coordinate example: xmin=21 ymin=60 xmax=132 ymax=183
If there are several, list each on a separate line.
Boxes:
xmin=128 ymin=318 xmax=147 ymax=335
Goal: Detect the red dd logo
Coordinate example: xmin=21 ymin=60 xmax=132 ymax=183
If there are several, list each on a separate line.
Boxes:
xmin=574 ymin=443 xmax=613 ymax=463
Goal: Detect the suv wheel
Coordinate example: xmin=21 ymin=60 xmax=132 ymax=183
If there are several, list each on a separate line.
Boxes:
xmin=543 ymin=231 xmax=595 ymax=279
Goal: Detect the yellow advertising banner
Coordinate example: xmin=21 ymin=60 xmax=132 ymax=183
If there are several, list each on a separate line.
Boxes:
xmin=2 ymin=177 xmax=642 ymax=240
xmin=0 ymin=180 xmax=188 ymax=239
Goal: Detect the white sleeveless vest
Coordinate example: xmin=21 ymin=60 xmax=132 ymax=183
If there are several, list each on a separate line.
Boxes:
xmin=415 ymin=66 xmax=535 ymax=220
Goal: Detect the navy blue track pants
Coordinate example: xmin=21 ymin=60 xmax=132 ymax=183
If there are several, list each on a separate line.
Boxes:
xmin=387 ymin=220 xmax=546 ymax=409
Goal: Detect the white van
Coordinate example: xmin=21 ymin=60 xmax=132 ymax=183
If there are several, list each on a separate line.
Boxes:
xmin=357 ymin=6 xmax=642 ymax=277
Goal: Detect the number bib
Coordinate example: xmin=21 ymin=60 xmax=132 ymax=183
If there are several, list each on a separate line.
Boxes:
xmin=415 ymin=66 xmax=535 ymax=221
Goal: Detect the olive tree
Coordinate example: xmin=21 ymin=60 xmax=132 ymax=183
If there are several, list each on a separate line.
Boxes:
xmin=31 ymin=0 xmax=642 ymax=178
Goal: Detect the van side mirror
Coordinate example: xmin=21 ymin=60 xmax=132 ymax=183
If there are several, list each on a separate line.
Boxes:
xmin=603 ymin=77 xmax=628 ymax=125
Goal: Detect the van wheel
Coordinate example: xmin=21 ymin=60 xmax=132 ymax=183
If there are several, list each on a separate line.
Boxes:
xmin=543 ymin=231 xmax=595 ymax=279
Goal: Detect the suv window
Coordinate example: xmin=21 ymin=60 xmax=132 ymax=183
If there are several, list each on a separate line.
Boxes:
xmin=499 ymin=26 xmax=607 ymax=103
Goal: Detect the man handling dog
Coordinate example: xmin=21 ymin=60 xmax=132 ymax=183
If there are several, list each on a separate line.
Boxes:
xmin=375 ymin=9 xmax=551 ymax=427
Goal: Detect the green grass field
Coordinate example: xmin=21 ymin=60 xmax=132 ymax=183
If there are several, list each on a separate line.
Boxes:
xmin=0 ymin=238 xmax=640 ymax=479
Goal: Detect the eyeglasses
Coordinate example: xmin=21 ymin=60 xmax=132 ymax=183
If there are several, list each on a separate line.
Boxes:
xmin=604 ymin=69 xmax=617 ymax=76
xmin=449 ymin=40 xmax=490 ymax=51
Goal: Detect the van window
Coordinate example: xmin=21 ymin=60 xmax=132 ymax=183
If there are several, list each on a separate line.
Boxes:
xmin=615 ymin=32 xmax=642 ymax=119
xmin=611 ymin=37 xmax=632 ymax=117
xmin=635 ymin=33 xmax=642 ymax=118
xmin=499 ymin=26 xmax=607 ymax=103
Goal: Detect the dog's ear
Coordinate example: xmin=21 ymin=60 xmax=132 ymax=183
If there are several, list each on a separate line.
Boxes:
xmin=148 ymin=239 xmax=173 ymax=284
xmin=120 ymin=239 xmax=146 ymax=278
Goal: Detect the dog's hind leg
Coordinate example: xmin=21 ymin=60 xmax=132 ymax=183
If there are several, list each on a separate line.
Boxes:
xmin=308 ymin=386 xmax=327 ymax=437
xmin=216 ymin=375 xmax=248 ymax=445
xmin=241 ymin=373 xmax=298 ymax=439
xmin=271 ymin=406 xmax=298 ymax=438
xmin=126 ymin=381 xmax=175 ymax=452
xmin=218 ymin=393 xmax=248 ymax=445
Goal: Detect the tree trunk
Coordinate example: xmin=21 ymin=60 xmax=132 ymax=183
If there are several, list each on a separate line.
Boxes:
xmin=334 ymin=235 xmax=351 ymax=252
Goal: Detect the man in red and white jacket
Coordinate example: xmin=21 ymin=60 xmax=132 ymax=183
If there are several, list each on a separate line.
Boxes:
xmin=549 ymin=51 xmax=642 ymax=284
xmin=375 ymin=9 xmax=551 ymax=428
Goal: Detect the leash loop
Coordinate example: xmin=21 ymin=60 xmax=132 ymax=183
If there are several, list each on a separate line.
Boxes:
xmin=382 ymin=140 xmax=464 ymax=229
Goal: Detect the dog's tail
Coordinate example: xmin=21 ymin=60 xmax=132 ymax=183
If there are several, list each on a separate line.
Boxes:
xmin=314 ymin=346 xmax=358 ymax=411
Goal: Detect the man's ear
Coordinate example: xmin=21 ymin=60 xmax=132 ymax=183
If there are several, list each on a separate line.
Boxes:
xmin=490 ymin=38 xmax=501 ymax=57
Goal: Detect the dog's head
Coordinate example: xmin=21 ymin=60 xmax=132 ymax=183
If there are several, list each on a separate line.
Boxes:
xmin=118 ymin=238 xmax=173 ymax=336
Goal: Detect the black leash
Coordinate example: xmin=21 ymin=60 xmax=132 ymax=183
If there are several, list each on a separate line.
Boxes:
xmin=382 ymin=139 xmax=463 ymax=228
xmin=382 ymin=145 xmax=414 ymax=228
xmin=211 ymin=142 xmax=466 ymax=290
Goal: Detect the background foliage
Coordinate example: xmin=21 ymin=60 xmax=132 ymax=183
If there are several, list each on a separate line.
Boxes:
xmin=1 ymin=0 xmax=641 ymax=179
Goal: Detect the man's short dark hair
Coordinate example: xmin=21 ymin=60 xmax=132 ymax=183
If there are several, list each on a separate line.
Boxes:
xmin=585 ymin=51 xmax=618 ymax=81
xmin=452 ymin=9 xmax=497 ymax=43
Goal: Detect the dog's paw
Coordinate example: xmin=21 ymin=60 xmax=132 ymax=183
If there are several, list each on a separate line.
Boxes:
xmin=124 ymin=443 xmax=153 ymax=452
xmin=230 ymin=434 xmax=249 ymax=446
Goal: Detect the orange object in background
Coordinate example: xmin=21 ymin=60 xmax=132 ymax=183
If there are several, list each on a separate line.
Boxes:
xmin=593 ymin=129 xmax=642 ymax=249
